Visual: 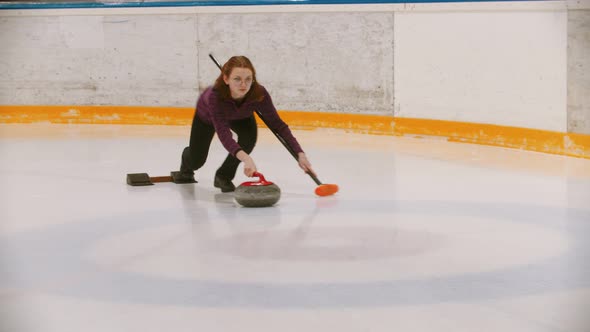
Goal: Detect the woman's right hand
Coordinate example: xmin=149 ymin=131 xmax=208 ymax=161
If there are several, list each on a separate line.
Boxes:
xmin=243 ymin=158 xmax=257 ymax=177
xmin=236 ymin=150 xmax=257 ymax=177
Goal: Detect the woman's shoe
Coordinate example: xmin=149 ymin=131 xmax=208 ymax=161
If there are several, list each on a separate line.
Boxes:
xmin=214 ymin=175 xmax=235 ymax=192
xmin=171 ymin=171 xmax=196 ymax=184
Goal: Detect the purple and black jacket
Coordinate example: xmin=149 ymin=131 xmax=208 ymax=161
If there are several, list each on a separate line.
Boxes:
xmin=196 ymin=85 xmax=304 ymax=157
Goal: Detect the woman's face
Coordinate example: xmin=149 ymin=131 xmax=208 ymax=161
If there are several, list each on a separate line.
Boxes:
xmin=224 ymin=67 xmax=253 ymax=100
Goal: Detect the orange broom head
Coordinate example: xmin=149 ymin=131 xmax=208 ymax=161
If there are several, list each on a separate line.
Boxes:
xmin=315 ymin=183 xmax=339 ymax=197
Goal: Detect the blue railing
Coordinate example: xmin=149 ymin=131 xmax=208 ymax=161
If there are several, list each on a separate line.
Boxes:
xmin=0 ymin=0 xmax=542 ymax=10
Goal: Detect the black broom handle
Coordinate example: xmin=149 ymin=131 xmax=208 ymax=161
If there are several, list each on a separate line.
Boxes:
xmin=208 ymin=54 xmax=323 ymax=186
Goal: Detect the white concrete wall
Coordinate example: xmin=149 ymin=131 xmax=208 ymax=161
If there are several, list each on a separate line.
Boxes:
xmin=1 ymin=1 xmax=585 ymax=134
xmin=0 ymin=14 xmax=199 ymax=106
xmin=197 ymin=12 xmax=394 ymax=114
xmin=567 ymin=4 xmax=590 ymax=134
xmin=394 ymin=9 xmax=567 ymax=132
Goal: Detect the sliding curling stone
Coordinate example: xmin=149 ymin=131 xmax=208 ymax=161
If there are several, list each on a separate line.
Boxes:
xmin=234 ymin=172 xmax=281 ymax=208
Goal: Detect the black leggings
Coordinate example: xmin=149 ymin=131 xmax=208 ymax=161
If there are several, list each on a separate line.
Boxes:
xmin=182 ymin=114 xmax=257 ymax=180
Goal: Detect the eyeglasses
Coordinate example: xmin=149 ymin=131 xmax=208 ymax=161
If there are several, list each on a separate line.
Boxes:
xmin=231 ymin=77 xmax=253 ymax=85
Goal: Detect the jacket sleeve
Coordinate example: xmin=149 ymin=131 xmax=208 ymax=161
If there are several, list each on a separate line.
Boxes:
xmin=257 ymin=89 xmax=304 ymax=155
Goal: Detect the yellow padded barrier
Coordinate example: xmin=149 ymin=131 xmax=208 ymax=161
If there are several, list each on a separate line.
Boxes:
xmin=1 ymin=105 xmax=588 ymax=159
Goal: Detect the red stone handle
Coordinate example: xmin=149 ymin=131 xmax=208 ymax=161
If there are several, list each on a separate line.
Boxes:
xmin=241 ymin=172 xmax=274 ymax=186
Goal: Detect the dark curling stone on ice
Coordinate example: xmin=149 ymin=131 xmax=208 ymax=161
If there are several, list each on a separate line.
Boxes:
xmin=234 ymin=172 xmax=281 ymax=207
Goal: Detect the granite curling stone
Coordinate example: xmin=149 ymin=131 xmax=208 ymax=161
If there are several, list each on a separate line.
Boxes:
xmin=234 ymin=172 xmax=281 ymax=207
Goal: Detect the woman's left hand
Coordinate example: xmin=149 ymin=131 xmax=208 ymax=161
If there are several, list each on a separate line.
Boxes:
xmin=297 ymin=152 xmax=316 ymax=176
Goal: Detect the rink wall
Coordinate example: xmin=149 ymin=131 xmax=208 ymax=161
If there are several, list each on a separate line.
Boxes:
xmin=0 ymin=0 xmax=589 ymax=159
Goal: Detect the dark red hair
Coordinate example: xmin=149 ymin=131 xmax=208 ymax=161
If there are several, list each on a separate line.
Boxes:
xmin=213 ymin=55 xmax=264 ymax=102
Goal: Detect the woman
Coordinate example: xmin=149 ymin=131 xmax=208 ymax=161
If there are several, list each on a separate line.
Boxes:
xmin=175 ymin=55 xmax=315 ymax=192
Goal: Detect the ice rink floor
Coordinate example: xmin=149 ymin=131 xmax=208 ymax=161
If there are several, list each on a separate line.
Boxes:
xmin=1 ymin=123 xmax=589 ymax=332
